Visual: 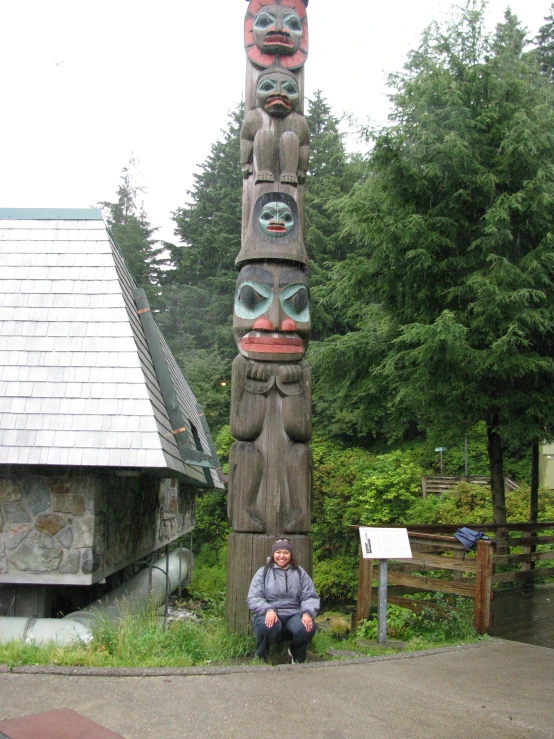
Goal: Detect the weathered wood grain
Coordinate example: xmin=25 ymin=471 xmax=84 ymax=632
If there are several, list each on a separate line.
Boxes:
xmin=474 ymin=539 xmax=495 ymax=633
xmin=493 ymin=550 xmax=554 ymax=566
xmin=356 ymin=546 xmax=373 ymax=625
xmin=391 ymin=552 xmax=477 ymax=573
xmin=387 ymin=572 xmax=476 ymax=598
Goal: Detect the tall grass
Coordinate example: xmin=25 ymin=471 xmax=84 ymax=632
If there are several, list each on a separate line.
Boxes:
xmin=0 ymin=604 xmax=254 ymax=669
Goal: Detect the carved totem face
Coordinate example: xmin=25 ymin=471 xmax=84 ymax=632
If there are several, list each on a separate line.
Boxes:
xmin=253 ymin=4 xmax=303 ymax=56
xmin=256 ymin=71 xmax=300 ymax=117
xmin=259 ymin=201 xmax=295 ymax=237
xmin=234 ymin=262 xmax=310 ymax=362
xmin=245 ymin=0 xmax=309 ymax=70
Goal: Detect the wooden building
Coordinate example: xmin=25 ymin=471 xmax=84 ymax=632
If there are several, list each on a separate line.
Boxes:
xmin=0 ymin=208 xmax=224 ymax=617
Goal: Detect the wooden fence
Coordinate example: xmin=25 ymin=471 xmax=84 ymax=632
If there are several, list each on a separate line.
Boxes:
xmin=421 ymin=476 xmax=518 ymax=497
xmin=355 ymin=521 xmax=554 ymax=635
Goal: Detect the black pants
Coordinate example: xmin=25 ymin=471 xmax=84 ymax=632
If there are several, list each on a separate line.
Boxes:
xmin=252 ymin=613 xmax=315 ymax=662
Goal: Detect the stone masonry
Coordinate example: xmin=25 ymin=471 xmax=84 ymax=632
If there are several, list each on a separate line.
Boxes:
xmin=0 ymin=472 xmax=195 ymax=586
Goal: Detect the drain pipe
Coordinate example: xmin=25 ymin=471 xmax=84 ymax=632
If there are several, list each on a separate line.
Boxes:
xmin=0 ymin=549 xmax=192 ymax=646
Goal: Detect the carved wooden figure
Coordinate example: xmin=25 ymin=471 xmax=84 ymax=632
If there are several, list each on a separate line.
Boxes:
xmin=229 ymin=262 xmax=311 ymax=534
xmin=227 ymin=0 xmax=313 ymax=634
xmin=244 ymin=0 xmax=309 ymax=71
xmin=241 ymin=69 xmax=309 ymax=186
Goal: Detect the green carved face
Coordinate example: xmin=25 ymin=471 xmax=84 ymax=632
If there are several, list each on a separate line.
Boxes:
xmin=256 ymin=72 xmax=299 ymax=116
xmin=233 ymin=263 xmax=310 ymax=360
xmin=252 ymin=5 xmax=303 ymax=56
xmin=259 ymin=201 xmax=295 ymax=237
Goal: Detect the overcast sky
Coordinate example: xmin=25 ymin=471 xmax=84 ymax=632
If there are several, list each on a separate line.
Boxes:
xmin=1 ymin=1 xmax=551 ymax=243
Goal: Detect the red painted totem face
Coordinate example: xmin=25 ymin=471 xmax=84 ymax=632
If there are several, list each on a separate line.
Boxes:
xmin=233 ymin=263 xmax=310 ymax=362
xmin=245 ymin=0 xmax=309 ymax=70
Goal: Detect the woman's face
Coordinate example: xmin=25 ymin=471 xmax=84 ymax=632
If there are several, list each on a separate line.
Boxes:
xmin=273 ymin=549 xmax=292 ymax=568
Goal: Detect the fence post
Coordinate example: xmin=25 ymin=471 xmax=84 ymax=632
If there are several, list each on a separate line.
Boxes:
xmin=356 ymin=543 xmax=373 ymax=627
xmin=474 ymin=539 xmax=495 ymax=634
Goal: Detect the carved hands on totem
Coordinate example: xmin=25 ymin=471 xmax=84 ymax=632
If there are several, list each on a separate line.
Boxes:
xmin=233 ymin=262 xmax=310 ymax=362
xmin=245 ymin=361 xmax=303 ymax=384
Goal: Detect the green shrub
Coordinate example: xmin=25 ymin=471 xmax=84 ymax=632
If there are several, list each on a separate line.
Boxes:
xmin=190 ymin=543 xmax=227 ymax=599
xmin=313 ymin=555 xmax=358 ymax=602
xmin=348 ymin=450 xmax=422 ymax=524
xmin=357 ymin=595 xmax=476 ymax=643
xmin=405 ymin=482 xmax=554 ymax=525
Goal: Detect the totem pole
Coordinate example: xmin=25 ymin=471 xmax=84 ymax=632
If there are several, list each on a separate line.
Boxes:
xmin=226 ymin=0 xmax=312 ymax=632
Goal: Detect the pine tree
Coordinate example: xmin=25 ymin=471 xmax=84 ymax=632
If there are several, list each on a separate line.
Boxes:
xmin=305 ymin=92 xmax=367 ymax=340
xmin=311 ymin=3 xmax=554 ymax=524
xmin=101 ymin=157 xmax=166 ymax=304
xmin=535 ymin=3 xmax=554 ymax=82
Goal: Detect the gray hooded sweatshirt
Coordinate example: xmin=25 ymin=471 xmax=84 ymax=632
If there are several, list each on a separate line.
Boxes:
xmin=247 ymin=563 xmax=320 ymax=620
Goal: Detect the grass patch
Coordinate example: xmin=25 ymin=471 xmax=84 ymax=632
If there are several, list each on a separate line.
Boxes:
xmin=0 ymin=600 xmax=253 ymax=669
xmin=0 ymin=594 xmax=482 ymax=669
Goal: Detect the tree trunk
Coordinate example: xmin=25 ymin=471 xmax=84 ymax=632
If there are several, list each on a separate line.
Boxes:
xmin=526 ymin=439 xmax=540 ymax=588
xmin=486 ymin=410 xmax=507 ymax=526
xmin=530 ymin=439 xmax=539 ymax=524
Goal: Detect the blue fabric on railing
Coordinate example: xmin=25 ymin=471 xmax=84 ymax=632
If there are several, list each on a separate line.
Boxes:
xmin=454 ymin=527 xmax=491 ymax=550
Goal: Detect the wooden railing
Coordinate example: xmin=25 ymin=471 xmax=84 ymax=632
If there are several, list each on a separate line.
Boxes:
xmin=355 ymin=521 xmax=554 ymax=635
xmin=421 ymin=476 xmax=518 ymax=498
xmin=356 ymin=532 xmax=495 ymax=634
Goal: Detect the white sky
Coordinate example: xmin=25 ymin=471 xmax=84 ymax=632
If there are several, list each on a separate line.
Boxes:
xmin=0 ymin=1 xmax=550 ymax=243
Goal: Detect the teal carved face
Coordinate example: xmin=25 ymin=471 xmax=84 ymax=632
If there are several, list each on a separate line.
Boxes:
xmin=257 ymin=71 xmax=299 ymax=116
xmin=259 ymin=201 xmax=295 ymax=237
xmin=252 ymin=5 xmax=303 ymax=56
xmin=233 ymin=263 xmax=310 ymax=360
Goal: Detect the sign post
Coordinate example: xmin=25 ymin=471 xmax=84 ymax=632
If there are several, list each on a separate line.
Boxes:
xmin=359 ymin=528 xmax=412 ymax=645
xmin=435 ymin=446 xmax=447 ymax=474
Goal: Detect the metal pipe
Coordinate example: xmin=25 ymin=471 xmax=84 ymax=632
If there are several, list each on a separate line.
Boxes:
xmin=0 ymin=549 xmax=193 ymax=646
xmin=0 ymin=615 xmax=93 ymax=647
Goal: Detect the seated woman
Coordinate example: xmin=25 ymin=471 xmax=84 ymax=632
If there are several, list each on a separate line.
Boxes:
xmin=247 ymin=538 xmax=320 ymax=663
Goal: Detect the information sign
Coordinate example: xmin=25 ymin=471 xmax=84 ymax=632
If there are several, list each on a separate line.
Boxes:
xmin=359 ymin=527 xmax=412 ymax=560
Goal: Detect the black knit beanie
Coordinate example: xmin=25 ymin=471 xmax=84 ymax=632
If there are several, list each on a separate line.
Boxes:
xmin=271 ymin=538 xmax=293 ymax=555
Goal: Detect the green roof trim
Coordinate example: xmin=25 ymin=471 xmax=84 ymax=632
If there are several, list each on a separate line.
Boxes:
xmin=0 ymin=208 xmax=103 ymax=220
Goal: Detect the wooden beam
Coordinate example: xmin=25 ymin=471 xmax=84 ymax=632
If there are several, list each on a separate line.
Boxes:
xmin=474 ymin=539 xmax=495 ymax=634
xmin=492 ymin=565 xmax=554 ymax=584
xmin=391 ymin=552 xmax=477 ymax=573
xmin=387 ymin=571 xmax=476 ymax=598
xmin=500 ymin=534 xmax=554 ymax=547
xmin=356 ymin=545 xmax=373 ymax=625
xmin=493 ymin=550 xmax=554 ymax=566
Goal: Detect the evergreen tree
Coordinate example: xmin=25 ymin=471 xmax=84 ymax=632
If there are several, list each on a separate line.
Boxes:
xmin=305 ymin=92 xmax=367 ymax=341
xmin=101 ymin=157 xmax=166 ymax=304
xmin=535 ymin=3 xmax=554 ymax=82
xmin=311 ymin=3 xmax=554 ymax=524
xmin=160 ymin=104 xmax=244 ymax=358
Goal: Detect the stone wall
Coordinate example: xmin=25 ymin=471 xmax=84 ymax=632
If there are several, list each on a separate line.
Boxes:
xmin=0 ymin=469 xmax=196 ymax=587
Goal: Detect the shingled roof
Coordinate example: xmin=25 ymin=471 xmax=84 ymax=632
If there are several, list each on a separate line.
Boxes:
xmin=0 ymin=208 xmax=223 ymax=488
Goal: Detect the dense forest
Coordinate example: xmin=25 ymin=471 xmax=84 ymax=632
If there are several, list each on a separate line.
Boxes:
xmin=101 ymin=2 xmax=554 ymax=600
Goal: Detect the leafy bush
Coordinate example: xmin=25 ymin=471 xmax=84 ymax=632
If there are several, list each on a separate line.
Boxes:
xmin=357 ymin=595 xmax=476 ymax=643
xmin=405 ymin=482 xmax=554 ymax=525
xmin=189 ymin=543 xmax=227 ymax=599
xmin=313 ymin=555 xmax=358 ymax=603
xmin=348 ymin=450 xmax=422 ymax=524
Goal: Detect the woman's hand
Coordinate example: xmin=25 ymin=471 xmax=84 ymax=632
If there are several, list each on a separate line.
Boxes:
xmin=301 ymin=612 xmax=313 ymax=632
xmin=265 ymin=609 xmax=278 ymax=628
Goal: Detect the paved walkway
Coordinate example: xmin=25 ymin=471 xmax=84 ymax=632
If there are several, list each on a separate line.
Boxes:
xmin=0 ymin=639 xmax=552 ymax=738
